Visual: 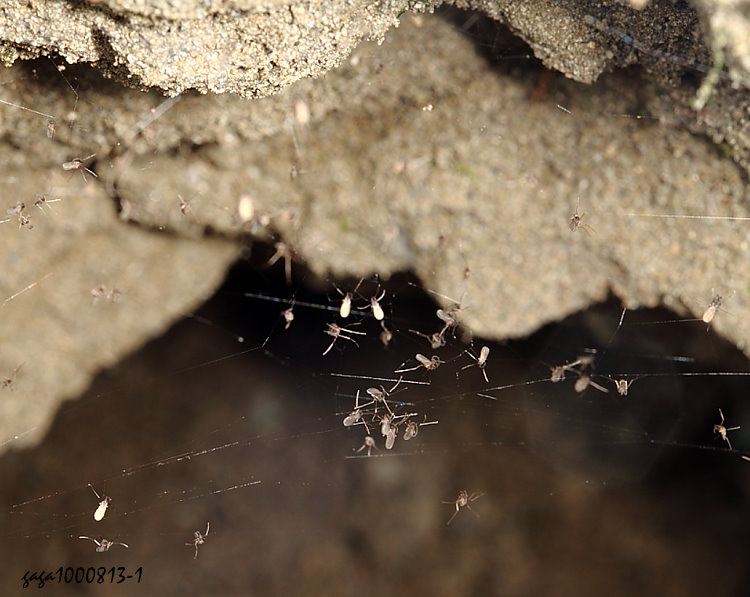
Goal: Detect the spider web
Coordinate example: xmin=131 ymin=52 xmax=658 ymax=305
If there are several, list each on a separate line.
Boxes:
xmin=2 ymin=259 xmax=749 ymax=595
xmin=1 ymin=7 xmax=749 ymax=597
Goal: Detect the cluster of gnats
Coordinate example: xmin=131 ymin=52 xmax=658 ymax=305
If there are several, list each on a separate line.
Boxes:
xmin=78 ymin=484 xmax=210 ymax=558
xmin=1 ymin=202 xmax=34 ymax=230
xmin=0 ymin=148 xmax=96 ymax=231
xmin=90 ymin=285 xmax=121 ymax=305
xmin=321 ymin=278 xmax=444 ymax=454
xmin=344 ymin=381 xmax=438 ymax=456
xmin=265 ymin=272 xmax=487 ymax=524
xmin=546 ymin=352 xmax=612 ymax=394
xmin=316 ymin=277 xmax=492 ymax=455
xmin=538 ymin=284 xmax=748 ymax=459
xmin=1 ymin=194 xmax=65 ymax=230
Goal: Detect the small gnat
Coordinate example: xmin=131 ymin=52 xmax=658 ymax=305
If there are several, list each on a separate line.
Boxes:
xmin=379 ymin=321 xmax=392 ymax=348
xmin=574 ymin=374 xmax=609 ymax=394
xmin=335 ymin=279 xmax=362 ymax=319
xmin=409 ymin=329 xmax=444 ymax=349
xmin=462 ymin=346 xmax=490 ymax=383
xmin=88 ymin=484 xmax=110 ymax=521
xmin=237 ymin=195 xmax=254 ymax=223
xmin=394 ymin=354 xmax=444 ymax=373
xmin=342 ymin=390 xmax=374 ymax=428
xmin=442 ymin=490 xmax=485 ymax=525
xmin=713 ymin=408 xmax=740 ymax=451
xmin=607 ymin=377 xmax=636 ymax=396
xmin=355 ymin=435 xmax=377 ymax=456
xmin=79 ymin=536 xmax=128 ymax=552
xmin=402 ymin=416 xmax=438 ymax=441
xmin=178 ymin=194 xmax=191 ymax=215
xmin=186 ymin=523 xmax=210 ymax=560
xmin=322 ymin=322 xmax=366 ymax=356
xmin=418 ymin=354 xmax=443 ymax=371
xmin=370 ymin=289 xmax=386 ymax=321
xmin=294 ymin=98 xmax=311 ymax=125
xmin=91 ymin=286 xmax=121 ymax=304
xmin=62 ymin=153 xmax=97 ymax=180
xmin=366 ymin=378 xmax=402 ymax=413
xmin=702 ymin=295 xmax=722 ymax=325
xmin=569 ymin=198 xmax=593 ymax=233
xmin=1 ymin=365 xmax=21 ymax=390
xmin=282 ymin=305 xmax=294 ymax=329
xmin=384 ymin=426 xmax=397 ymax=450
xmin=266 ymin=242 xmax=293 ymax=285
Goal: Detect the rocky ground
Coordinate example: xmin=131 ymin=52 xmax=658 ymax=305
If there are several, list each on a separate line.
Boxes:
xmin=1 ymin=0 xmax=750 ymax=450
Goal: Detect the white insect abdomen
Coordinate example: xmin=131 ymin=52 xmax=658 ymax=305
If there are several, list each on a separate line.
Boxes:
xmin=94 ymin=499 xmax=108 ymax=521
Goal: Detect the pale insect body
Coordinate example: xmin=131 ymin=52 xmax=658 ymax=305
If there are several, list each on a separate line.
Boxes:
xmin=384 ymin=425 xmax=398 ymax=450
xmin=367 ymin=377 xmax=404 ymax=402
xmin=409 ymin=329 xmax=446 ymax=349
xmin=294 ymin=98 xmax=311 ymax=125
xmin=18 ymin=212 xmax=32 ymax=229
xmin=7 ymin=202 xmax=25 ymax=217
xmin=462 ymin=346 xmax=490 ymax=383
xmin=547 ymin=357 xmax=586 ymax=383
xmin=379 ymin=321 xmax=392 ymax=348
xmin=380 ymin=412 xmax=394 ymax=437
xmin=34 ymin=194 xmax=62 ymax=213
xmin=702 ymin=294 xmax=722 ymax=325
xmin=576 ymin=353 xmax=597 ymax=369
xmin=416 ymin=353 xmax=443 ymax=371
xmin=282 ymin=302 xmax=295 ymax=329
xmin=322 ymin=322 xmax=366 ymax=356
xmin=442 ymin=490 xmax=485 ymax=525
xmin=334 ymin=278 xmax=362 ymax=319
xmin=186 ymin=522 xmax=210 ymax=560
xmin=266 ymin=242 xmax=293 ymax=285
xmin=237 ymin=195 xmax=255 ymax=223
xmin=713 ymin=408 xmax=740 ymax=451
xmin=608 ymin=377 xmax=636 ymax=396
xmin=380 ymin=411 xmax=420 ymax=448
xmin=569 ymin=197 xmax=593 ymax=234
xmin=88 ymin=483 xmax=110 ymax=521
xmin=366 ymin=377 xmax=402 ymax=414
xmin=178 ymin=194 xmax=191 ymax=215
xmin=402 ymin=415 xmax=438 ymax=440
xmin=343 ymin=390 xmax=374 ymax=427
xmin=550 ymin=365 xmax=566 ymax=383
xmin=420 ymin=286 xmax=466 ymax=338
xmin=62 ymin=153 xmax=98 ymax=180
xmin=4 ymin=202 xmax=33 ymax=230
xmin=370 ymin=289 xmax=386 ymax=321
xmin=339 ymin=292 xmax=352 ymax=318
xmin=91 ymin=286 xmax=121 ymax=304
xmin=403 ymin=420 xmax=420 ymax=440
xmin=436 ymin=307 xmax=459 ymax=337
xmin=355 ymin=435 xmax=377 ymax=456
xmin=342 ymin=409 xmax=362 ymax=428
xmin=395 ymin=353 xmax=444 ymax=373
xmin=574 ymin=374 xmax=609 ymax=394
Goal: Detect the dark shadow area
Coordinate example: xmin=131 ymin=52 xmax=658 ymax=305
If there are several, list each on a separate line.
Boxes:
xmin=2 ymin=256 xmax=749 ymax=596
